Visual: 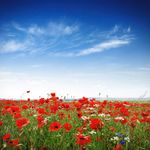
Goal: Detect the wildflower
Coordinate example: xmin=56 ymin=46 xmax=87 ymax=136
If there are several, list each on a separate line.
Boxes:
xmin=3 ymin=133 xmax=11 ymax=141
xmin=81 ymin=116 xmax=89 ymax=121
xmin=124 ymin=136 xmax=130 ymax=142
xmin=58 ymin=112 xmax=65 ymax=120
xmin=90 ymin=118 xmax=104 ymax=130
xmin=11 ymin=138 xmax=19 ymax=146
xmin=14 ymin=113 xmax=22 ymax=119
xmin=0 ymin=121 xmax=3 ymax=126
xmin=37 ymin=108 xmax=47 ymax=115
xmin=39 ymin=98 xmax=45 ymax=104
xmin=120 ymin=140 xmax=126 ymax=145
xmin=16 ymin=117 xmax=30 ymax=129
xmin=64 ymin=122 xmax=72 ymax=132
xmin=22 ymin=105 xmax=28 ymax=110
xmin=50 ymin=105 xmax=58 ymax=114
xmin=49 ymin=122 xmax=62 ymax=132
xmin=89 ymin=130 xmax=96 ymax=135
xmin=37 ymin=115 xmax=44 ymax=122
xmin=37 ymin=115 xmax=46 ymax=128
xmin=115 ymin=133 xmax=124 ymax=138
xmin=121 ymin=117 xmax=128 ymax=124
xmin=76 ymin=126 xmax=84 ymax=133
xmin=77 ymin=111 xmax=82 ymax=118
xmin=113 ymin=144 xmax=122 ymax=150
xmin=110 ymin=136 xmax=119 ymax=142
xmin=79 ymin=97 xmax=88 ymax=105
xmin=8 ymin=138 xmax=19 ymax=147
xmin=62 ymin=102 xmax=70 ymax=110
xmin=11 ymin=106 xmax=20 ymax=113
xmin=120 ymin=107 xmax=129 ymax=116
xmin=76 ymin=134 xmax=91 ymax=145
xmin=51 ymin=93 xmax=56 ymax=97
xmin=98 ymin=113 xmax=106 ymax=117
xmin=114 ymin=117 xmax=124 ymax=122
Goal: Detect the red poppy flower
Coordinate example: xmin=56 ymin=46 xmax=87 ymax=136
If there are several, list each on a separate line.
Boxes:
xmin=50 ymin=93 xmax=59 ymax=102
xmin=12 ymin=138 xmax=19 ymax=146
xmin=37 ymin=108 xmax=47 ymax=115
xmin=113 ymin=144 xmax=122 ymax=150
xmin=10 ymin=106 xmax=20 ymax=113
xmin=76 ymin=134 xmax=91 ymax=145
xmin=64 ymin=122 xmax=72 ymax=132
xmin=49 ymin=122 xmax=62 ymax=132
xmin=50 ymin=105 xmax=58 ymax=114
xmin=120 ymin=107 xmax=129 ymax=116
xmin=51 ymin=93 xmax=56 ymax=97
xmin=22 ymin=105 xmax=28 ymax=110
xmin=77 ymin=111 xmax=82 ymax=118
xmin=0 ymin=121 xmax=3 ymax=126
xmin=58 ymin=112 xmax=65 ymax=120
xmin=37 ymin=115 xmax=44 ymax=122
xmin=90 ymin=118 xmax=104 ymax=130
xmin=79 ymin=97 xmax=88 ymax=105
xmin=8 ymin=138 xmax=19 ymax=147
xmin=39 ymin=98 xmax=45 ymax=104
xmin=16 ymin=117 xmax=30 ymax=129
xmin=121 ymin=118 xmax=128 ymax=125
xmin=3 ymin=133 xmax=11 ymax=141
xmin=37 ymin=115 xmax=46 ymax=128
xmin=62 ymin=103 xmax=70 ymax=110
xmin=14 ymin=113 xmax=22 ymax=119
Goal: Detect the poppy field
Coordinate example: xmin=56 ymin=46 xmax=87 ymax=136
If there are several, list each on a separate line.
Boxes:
xmin=0 ymin=93 xmax=150 ymax=150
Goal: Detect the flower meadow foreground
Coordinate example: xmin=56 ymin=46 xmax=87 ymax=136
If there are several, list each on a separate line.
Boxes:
xmin=0 ymin=93 xmax=150 ymax=150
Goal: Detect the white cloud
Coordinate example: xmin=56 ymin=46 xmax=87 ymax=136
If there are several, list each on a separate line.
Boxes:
xmin=12 ymin=21 xmax=78 ymax=36
xmin=0 ymin=21 xmax=80 ymax=54
xmin=28 ymin=25 xmax=45 ymax=35
xmin=0 ymin=40 xmax=25 ymax=53
xmin=76 ymin=39 xmax=130 ymax=56
xmin=106 ymin=25 xmax=132 ymax=39
xmin=0 ymin=23 xmax=133 ymax=56
xmin=47 ymin=22 xmax=78 ymax=36
xmin=127 ymin=27 xmax=131 ymax=33
xmin=12 ymin=22 xmax=26 ymax=32
xmin=111 ymin=25 xmax=120 ymax=34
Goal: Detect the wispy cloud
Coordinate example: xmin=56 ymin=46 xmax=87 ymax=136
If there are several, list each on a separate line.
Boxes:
xmin=0 ymin=21 xmax=80 ymax=54
xmin=76 ymin=39 xmax=130 ymax=56
xmin=27 ymin=25 xmax=45 ymax=35
xmin=47 ymin=22 xmax=79 ymax=36
xmin=0 ymin=22 xmax=133 ymax=56
xmin=0 ymin=40 xmax=25 ymax=53
xmin=106 ymin=25 xmax=132 ymax=38
xmin=12 ymin=21 xmax=79 ymax=36
xmin=12 ymin=22 xmax=27 ymax=32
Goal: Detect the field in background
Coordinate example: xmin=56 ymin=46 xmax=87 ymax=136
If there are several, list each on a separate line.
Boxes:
xmin=0 ymin=93 xmax=150 ymax=150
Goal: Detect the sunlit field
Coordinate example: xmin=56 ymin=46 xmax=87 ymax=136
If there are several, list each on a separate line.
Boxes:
xmin=0 ymin=93 xmax=150 ymax=150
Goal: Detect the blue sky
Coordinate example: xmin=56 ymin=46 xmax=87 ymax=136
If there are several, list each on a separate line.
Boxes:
xmin=0 ymin=0 xmax=150 ymax=99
